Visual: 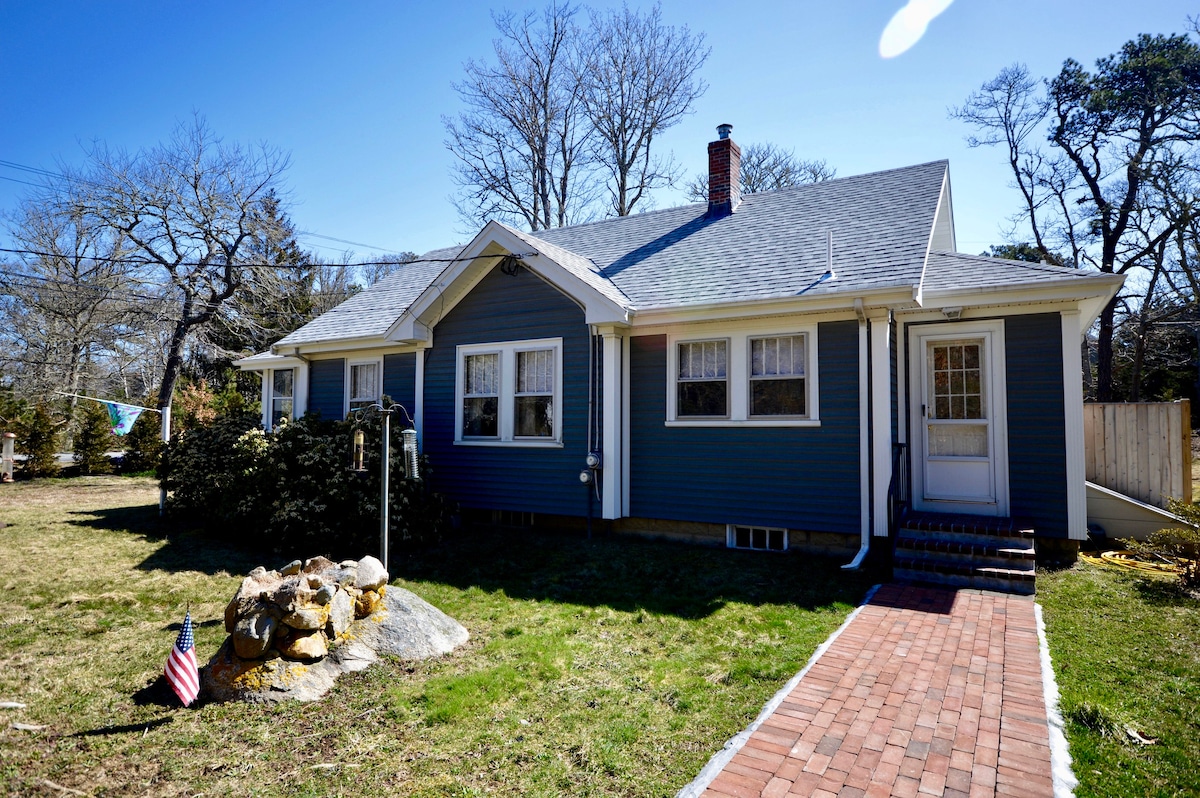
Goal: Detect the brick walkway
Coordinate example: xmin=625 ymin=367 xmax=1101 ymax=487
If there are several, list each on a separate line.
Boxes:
xmin=689 ymin=584 xmax=1059 ymax=798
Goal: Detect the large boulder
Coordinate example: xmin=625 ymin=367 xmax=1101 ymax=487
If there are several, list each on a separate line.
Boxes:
xmin=202 ymin=557 xmax=469 ymax=704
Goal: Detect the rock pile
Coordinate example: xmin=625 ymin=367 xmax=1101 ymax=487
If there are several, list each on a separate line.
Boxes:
xmin=202 ymin=555 xmax=468 ymax=703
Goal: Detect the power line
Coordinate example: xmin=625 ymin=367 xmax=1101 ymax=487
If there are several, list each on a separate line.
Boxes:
xmin=0 ymin=245 xmax=510 ymax=270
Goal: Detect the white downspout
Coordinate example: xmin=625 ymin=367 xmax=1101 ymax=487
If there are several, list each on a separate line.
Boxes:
xmin=844 ymin=298 xmax=871 ymax=569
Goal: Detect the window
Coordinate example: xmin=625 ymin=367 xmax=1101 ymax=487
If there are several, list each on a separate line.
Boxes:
xmin=728 ymin=525 xmax=788 ymax=552
xmin=271 ymin=368 xmax=294 ymax=426
xmin=462 ymin=352 xmax=499 ymax=437
xmin=750 ymin=334 xmax=806 ymax=417
xmin=348 ymin=360 xmax=381 ymax=411
xmin=515 ymin=348 xmax=555 ymax=437
xmin=677 ymin=339 xmax=728 ymax=417
xmin=456 ymin=338 xmax=562 ymax=445
xmin=667 ymin=326 xmax=818 ymax=425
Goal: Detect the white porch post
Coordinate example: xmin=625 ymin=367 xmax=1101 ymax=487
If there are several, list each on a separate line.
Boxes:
xmin=294 ymin=361 xmax=309 ymax=418
xmin=259 ymin=369 xmax=272 ymax=429
xmin=599 ymin=326 xmax=624 ymax=520
xmin=1061 ymin=310 xmax=1087 ymax=540
xmin=414 ymin=346 xmax=425 ymax=447
xmin=870 ymin=311 xmax=893 ymax=537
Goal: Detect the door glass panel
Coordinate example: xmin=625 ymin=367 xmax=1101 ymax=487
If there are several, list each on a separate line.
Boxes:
xmin=928 ymin=423 xmax=988 ymax=456
xmin=928 ymin=342 xmax=984 ymax=420
xmin=926 ymin=339 xmax=988 ymax=457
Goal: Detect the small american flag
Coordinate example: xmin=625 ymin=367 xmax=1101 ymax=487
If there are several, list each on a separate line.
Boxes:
xmin=165 ymin=611 xmax=200 ymax=706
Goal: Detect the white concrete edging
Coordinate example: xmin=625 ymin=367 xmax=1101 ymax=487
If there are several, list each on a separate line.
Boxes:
xmin=1035 ymin=602 xmax=1078 ymax=798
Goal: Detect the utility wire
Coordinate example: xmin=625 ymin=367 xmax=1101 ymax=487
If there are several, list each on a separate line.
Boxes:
xmin=0 ymin=246 xmax=522 ymax=269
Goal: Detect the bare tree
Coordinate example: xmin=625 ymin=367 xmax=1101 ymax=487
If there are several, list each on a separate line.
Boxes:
xmin=952 ymin=33 xmax=1200 ymax=399
xmin=577 ymin=2 xmax=708 ymax=216
xmin=444 ymin=3 xmax=596 ymax=231
xmin=0 ymin=202 xmax=139 ymax=407
xmin=684 ymin=142 xmax=835 ymax=202
xmin=64 ymin=116 xmax=289 ymax=417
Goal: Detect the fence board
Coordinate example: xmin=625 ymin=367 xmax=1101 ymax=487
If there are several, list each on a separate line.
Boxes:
xmin=1083 ymin=401 xmax=1191 ymax=509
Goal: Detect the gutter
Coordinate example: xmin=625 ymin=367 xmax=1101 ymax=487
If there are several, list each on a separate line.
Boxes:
xmin=843 ymin=298 xmax=871 ymax=570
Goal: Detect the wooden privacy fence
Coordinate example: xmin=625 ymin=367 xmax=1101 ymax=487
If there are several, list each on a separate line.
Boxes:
xmin=1083 ymin=400 xmax=1192 ymax=509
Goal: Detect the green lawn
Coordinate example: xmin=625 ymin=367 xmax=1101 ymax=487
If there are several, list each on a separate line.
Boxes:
xmin=1039 ymin=561 xmax=1200 ymax=798
xmin=0 ymin=477 xmax=873 ymax=797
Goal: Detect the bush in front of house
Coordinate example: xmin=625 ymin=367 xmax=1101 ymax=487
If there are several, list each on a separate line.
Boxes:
xmin=159 ymin=411 xmax=453 ymax=558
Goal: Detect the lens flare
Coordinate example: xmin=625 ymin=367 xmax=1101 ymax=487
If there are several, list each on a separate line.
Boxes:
xmin=879 ymin=0 xmax=955 ymax=58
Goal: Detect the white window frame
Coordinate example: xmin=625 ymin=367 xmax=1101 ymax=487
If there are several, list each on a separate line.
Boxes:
xmin=270 ymin=368 xmax=295 ymax=427
xmin=455 ymin=338 xmax=563 ymax=447
xmin=674 ymin=337 xmax=730 ymax=419
xmin=727 ymin=524 xmax=789 ymax=552
xmin=667 ymin=325 xmax=819 ymax=427
xmin=346 ymin=358 xmax=383 ymax=415
xmin=748 ymin=333 xmax=810 ymax=419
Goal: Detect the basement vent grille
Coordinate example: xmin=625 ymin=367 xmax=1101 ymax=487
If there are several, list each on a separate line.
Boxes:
xmin=727 ymin=525 xmax=787 ymax=552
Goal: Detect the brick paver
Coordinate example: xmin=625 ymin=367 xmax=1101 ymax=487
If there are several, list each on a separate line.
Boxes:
xmin=698 ymin=584 xmax=1056 ymax=798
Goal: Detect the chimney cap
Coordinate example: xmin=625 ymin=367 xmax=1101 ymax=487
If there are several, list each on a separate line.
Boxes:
xmin=716 ymin=123 xmax=733 ymax=140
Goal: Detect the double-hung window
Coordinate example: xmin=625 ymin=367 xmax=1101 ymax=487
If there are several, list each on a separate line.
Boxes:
xmin=749 ymin=334 xmax=807 ymax=417
xmin=462 ymin=352 xmax=500 ymax=437
xmin=271 ymin=368 xmax=294 ymax=426
xmin=676 ymin=339 xmax=728 ymax=417
xmin=456 ymin=338 xmax=562 ymax=445
xmin=668 ymin=326 xmax=818 ymax=425
xmin=348 ymin=360 xmax=381 ymax=412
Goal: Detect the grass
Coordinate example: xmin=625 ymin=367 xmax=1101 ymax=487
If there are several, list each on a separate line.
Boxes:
xmin=0 ymin=476 xmax=874 ymax=797
xmin=1039 ymin=561 xmax=1200 ymax=798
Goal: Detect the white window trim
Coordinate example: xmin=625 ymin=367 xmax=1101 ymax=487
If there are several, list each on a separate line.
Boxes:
xmin=727 ymin=524 xmax=789 ymax=552
xmin=345 ymin=357 xmax=383 ymax=416
xmin=454 ymin=337 xmax=563 ymax=447
xmin=269 ymin=367 xmax=296 ymax=428
xmin=667 ymin=326 xmax=820 ymax=427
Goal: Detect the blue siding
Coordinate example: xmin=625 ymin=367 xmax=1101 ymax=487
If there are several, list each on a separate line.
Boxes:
xmin=423 ymin=266 xmax=593 ymax=516
xmin=628 ymin=321 xmax=861 ymax=534
xmin=1005 ymin=314 xmax=1068 ymax=538
xmin=383 ymin=353 xmax=417 ymax=413
xmin=309 ymin=359 xmax=345 ymax=420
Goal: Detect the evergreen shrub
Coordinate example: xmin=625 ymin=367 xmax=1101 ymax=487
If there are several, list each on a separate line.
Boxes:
xmin=121 ymin=409 xmax=164 ymax=473
xmin=73 ymin=401 xmax=114 ymax=475
xmin=160 ymin=412 xmax=453 ymax=559
xmin=19 ymin=404 xmax=60 ymax=478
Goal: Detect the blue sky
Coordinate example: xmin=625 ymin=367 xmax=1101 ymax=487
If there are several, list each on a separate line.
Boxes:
xmin=0 ymin=1 xmax=1195 ymax=262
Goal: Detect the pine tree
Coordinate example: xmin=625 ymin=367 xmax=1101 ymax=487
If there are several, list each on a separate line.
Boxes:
xmin=73 ymin=401 xmax=114 ymax=475
xmin=20 ymin=404 xmax=60 ymax=478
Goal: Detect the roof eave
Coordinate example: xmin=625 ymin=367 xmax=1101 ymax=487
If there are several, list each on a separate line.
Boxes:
xmin=630 ymin=284 xmax=919 ymax=326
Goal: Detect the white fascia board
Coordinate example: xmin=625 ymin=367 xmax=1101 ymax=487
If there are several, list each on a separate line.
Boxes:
xmin=915 ymin=166 xmax=954 ymax=300
xmin=919 ymin=275 xmax=1124 ymax=322
xmin=629 ymin=285 xmax=917 ymax=328
xmin=235 ymin=353 xmax=304 ymax=371
xmin=386 ymin=221 xmax=630 ymax=342
xmin=271 ymin=337 xmax=427 ymax=357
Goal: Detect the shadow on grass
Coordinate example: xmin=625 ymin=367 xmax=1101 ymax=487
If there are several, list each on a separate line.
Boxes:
xmin=67 ymin=504 xmax=270 ymax=577
xmin=393 ymin=527 xmax=880 ymax=619
xmin=68 ymin=716 xmax=175 ymax=736
xmin=1132 ymin=574 xmax=1200 ymax=607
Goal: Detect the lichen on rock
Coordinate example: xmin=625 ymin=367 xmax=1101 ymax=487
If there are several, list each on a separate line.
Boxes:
xmin=201 ymin=555 xmax=469 ymax=703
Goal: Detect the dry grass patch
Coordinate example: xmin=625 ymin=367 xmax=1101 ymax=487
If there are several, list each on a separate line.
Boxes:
xmin=0 ymin=477 xmax=873 ymax=796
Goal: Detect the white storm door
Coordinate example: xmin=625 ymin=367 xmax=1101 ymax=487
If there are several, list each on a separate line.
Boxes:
xmin=911 ymin=321 xmax=1008 ymax=516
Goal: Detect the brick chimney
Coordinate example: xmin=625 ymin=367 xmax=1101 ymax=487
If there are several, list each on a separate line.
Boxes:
xmin=707 ymin=123 xmax=741 ymax=217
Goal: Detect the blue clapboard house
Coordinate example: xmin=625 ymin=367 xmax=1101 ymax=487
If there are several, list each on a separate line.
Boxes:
xmin=238 ymin=126 xmax=1123 ymax=592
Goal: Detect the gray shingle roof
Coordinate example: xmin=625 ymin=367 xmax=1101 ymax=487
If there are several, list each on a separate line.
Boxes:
xmin=531 ymin=160 xmax=948 ymax=308
xmin=272 ymin=246 xmax=462 ymax=347
xmin=268 ymin=161 xmax=957 ymax=349
xmin=921 ymin=251 xmax=1096 ymax=293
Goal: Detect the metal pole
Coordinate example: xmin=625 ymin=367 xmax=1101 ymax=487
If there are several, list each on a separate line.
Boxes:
xmin=380 ymin=408 xmax=390 ymax=573
xmin=159 ymin=406 xmax=171 ymax=515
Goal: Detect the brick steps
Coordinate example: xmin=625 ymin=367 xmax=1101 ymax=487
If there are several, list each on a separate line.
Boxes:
xmin=893 ymin=511 xmax=1036 ymax=595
